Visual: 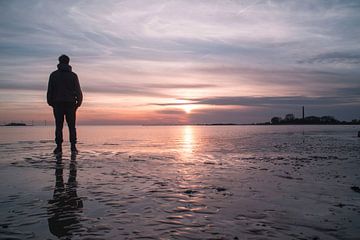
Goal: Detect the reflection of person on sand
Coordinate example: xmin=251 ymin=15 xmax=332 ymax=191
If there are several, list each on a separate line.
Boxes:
xmin=47 ymin=54 xmax=83 ymax=154
xmin=48 ymin=154 xmax=83 ymax=238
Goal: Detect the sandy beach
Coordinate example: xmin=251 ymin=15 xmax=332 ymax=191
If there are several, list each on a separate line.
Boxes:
xmin=0 ymin=125 xmax=359 ymax=239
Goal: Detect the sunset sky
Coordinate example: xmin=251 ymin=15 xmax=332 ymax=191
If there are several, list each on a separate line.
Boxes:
xmin=0 ymin=0 xmax=359 ymax=124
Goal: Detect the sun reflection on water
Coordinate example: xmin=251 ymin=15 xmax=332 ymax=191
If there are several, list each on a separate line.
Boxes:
xmin=182 ymin=125 xmax=194 ymax=158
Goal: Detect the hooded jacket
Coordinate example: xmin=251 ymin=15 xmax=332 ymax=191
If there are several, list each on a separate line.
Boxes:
xmin=47 ymin=63 xmax=83 ymax=107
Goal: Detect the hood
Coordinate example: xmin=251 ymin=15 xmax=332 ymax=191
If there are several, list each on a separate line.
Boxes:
xmin=57 ymin=63 xmax=72 ymax=72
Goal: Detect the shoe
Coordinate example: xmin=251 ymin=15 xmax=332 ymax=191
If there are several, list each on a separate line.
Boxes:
xmin=53 ymin=145 xmax=62 ymax=155
xmin=71 ymin=144 xmax=78 ymax=154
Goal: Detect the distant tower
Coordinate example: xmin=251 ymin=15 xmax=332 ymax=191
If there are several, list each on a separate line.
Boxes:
xmin=302 ymin=106 xmax=305 ymax=120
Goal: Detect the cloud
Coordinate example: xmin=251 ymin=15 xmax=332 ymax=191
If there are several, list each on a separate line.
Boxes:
xmin=186 ymin=103 xmax=360 ymax=124
xmin=155 ymin=95 xmax=360 ymax=107
xmin=0 ymin=79 xmax=172 ymax=98
xmin=335 ymin=87 xmax=360 ymax=96
xmin=1 ymin=0 xmax=360 ymax=122
xmin=191 ymin=65 xmax=350 ymax=84
xmin=0 ymin=80 xmax=45 ymax=91
xmin=299 ymin=52 xmax=360 ymax=65
xmin=157 ymin=109 xmax=185 ymax=115
xmin=145 ymin=83 xmax=216 ymax=89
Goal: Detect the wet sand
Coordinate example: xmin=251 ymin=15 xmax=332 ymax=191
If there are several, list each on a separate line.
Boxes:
xmin=0 ymin=125 xmax=359 ymax=239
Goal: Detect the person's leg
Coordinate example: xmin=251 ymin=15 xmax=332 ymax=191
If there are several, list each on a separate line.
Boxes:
xmin=53 ymin=104 xmax=64 ymax=153
xmin=65 ymin=103 xmax=77 ymax=152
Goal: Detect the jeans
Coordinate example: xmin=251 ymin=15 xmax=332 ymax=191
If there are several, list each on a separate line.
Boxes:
xmin=53 ymin=102 xmax=77 ymax=144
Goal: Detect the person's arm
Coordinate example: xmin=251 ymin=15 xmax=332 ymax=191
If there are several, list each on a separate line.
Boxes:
xmin=74 ymin=74 xmax=83 ymax=108
xmin=47 ymin=74 xmax=54 ymax=107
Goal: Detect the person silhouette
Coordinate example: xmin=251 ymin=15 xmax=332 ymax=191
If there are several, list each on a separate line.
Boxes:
xmin=47 ymin=55 xmax=83 ymax=154
xmin=47 ymin=154 xmax=83 ymax=238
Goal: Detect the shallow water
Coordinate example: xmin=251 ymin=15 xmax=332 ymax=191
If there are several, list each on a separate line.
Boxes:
xmin=0 ymin=125 xmax=359 ymax=239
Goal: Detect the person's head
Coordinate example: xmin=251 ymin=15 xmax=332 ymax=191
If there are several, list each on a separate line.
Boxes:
xmin=58 ymin=54 xmax=70 ymax=64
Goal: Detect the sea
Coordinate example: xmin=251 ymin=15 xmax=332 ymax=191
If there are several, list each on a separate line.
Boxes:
xmin=0 ymin=125 xmax=359 ymax=239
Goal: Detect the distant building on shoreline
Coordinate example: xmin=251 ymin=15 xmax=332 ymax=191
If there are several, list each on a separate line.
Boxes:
xmin=270 ymin=113 xmax=359 ymax=125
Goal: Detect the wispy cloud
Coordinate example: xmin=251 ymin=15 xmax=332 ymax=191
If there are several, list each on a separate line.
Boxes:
xmin=299 ymin=52 xmax=360 ymax=65
xmin=145 ymin=83 xmax=216 ymax=89
xmin=156 ymin=108 xmax=186 ymax=115
xmin=154 ymin=95 xmax=360 ymax=107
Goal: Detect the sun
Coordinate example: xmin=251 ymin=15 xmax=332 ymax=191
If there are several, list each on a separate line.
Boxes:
xmin=183 ymin=105 xmax=193 ymax=114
